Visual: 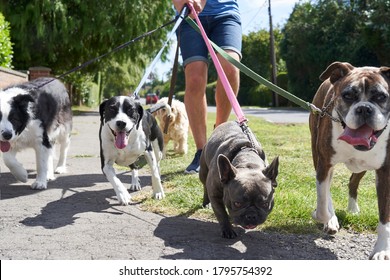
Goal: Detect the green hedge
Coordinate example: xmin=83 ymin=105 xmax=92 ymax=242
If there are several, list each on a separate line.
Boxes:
xmin=0 ymin=13 xmax=13 ymax=68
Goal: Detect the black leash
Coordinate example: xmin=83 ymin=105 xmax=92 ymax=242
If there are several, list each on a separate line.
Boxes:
xmin=163 ymin=28 xmax=181 ymax=134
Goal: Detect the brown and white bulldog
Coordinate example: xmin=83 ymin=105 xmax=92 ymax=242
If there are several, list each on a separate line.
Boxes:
xmin=309 ymin=61 xmax=390 ymax=260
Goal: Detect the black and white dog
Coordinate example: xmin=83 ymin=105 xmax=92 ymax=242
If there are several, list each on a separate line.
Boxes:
xmin=0 ymin=77 xmax=72 ymax=189
xmin=99 ymin=96 xmax=165 ymax=205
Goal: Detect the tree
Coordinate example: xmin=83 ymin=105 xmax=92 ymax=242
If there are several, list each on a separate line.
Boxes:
xmin=0 ymin=12 xmax=13 ymax=68
xmin=280 ymin=0 xmax=379 ymax=102
xmin=362 ymin=0 xmax=390 ymax=66
xmin=240 ymin=29 xmax=284 ymax=106
xmin=0 ymin=0 xmax=174 ymax=102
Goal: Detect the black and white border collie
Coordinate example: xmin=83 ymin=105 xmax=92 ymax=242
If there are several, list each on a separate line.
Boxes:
xmin=99 ymin=96 xmax=165 ymax=205
xmin=0 ymin=77 xmax=72 ymax=189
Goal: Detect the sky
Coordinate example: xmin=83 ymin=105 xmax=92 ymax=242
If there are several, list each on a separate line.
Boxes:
xmin=154 ymin=0 xmax=302 ymax=80
xmin=240 ymin=0 xmax=301 ymax=33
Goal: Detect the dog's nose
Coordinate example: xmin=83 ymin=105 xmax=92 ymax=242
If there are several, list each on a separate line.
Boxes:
xmin=116 ymin=121 xmax=127 ymax=130
xmin=245 ymin=214 xmax=258 ymax=223
xmin=356 ymin=104 xmax=373 ymax=117
xmin=1 ymin=130 xmax=12 ymax=140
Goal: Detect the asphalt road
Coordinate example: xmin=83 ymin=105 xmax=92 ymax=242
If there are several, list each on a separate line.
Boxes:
xmin=196 ymin=106 xmax=309 ymax=123
xmin=0 ymin=109 xmax=376 ymax=260
xmin=241 ymin=107 xmax=309 ymax=123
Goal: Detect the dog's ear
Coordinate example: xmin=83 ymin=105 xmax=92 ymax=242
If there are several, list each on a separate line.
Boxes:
xmin=13 ymin=94 xmax=34 ymax=111
xmin=99 ymin=100 xmax=108 ymax=122
xmin=135 ymin=102 xmax=144 ymax=129
xmin=218 ymin=154 xmax=237 ymax=184
xmin=320 ymin=62 xmax=354 ymax=84
xmin=380 ymin=67 xmax=390 ymax=81
xmin=263 ymin=156 xmax=279 ymax=188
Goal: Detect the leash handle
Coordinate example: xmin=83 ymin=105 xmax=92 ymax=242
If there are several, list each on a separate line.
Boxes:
xmin=187 ymin=4 xmax=247 ymax=124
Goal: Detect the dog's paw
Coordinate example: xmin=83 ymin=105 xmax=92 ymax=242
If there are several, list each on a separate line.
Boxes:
xmin=129 ymin=183 xmax=141 ymax=191
xmin=370 ymin=223 xmax=390 ymax=260
xmin=47 ymin=173 xmax=56 ymax=181
xmin=202 ymin=202 xmax=211 ymax=209
xmin=130 ymin=174 xmax=141 ymax=191
xmin=323 ymin=215 xmax=340 ymax=235
xmin=312 ymin=210 xmax=340 ymax=234
xmin=153 ymin=191 xmax=165 ymax=200
xmin=370 ymin=250 xmax=390 ymax=260
xmin=117 ymin=191 xmax=132 ymax=206
xmin=31 ymin=180 xmax=47 ymax=190
xmin=55 ymin=166 xmax=67 ymax=174
xmin=221 ymin=227 xmax=237 ymax=239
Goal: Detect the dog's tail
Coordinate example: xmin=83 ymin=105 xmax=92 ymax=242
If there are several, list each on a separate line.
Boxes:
xmin=147 ymin=102 xmax=172 ymax=116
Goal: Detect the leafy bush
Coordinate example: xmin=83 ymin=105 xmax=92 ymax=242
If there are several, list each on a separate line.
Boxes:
xmin=0 ymin=13 xmax=13 ymax=68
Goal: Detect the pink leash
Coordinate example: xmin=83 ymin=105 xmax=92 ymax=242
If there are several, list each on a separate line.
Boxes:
xmin=188 ymin=4 xmax=247 ymax=124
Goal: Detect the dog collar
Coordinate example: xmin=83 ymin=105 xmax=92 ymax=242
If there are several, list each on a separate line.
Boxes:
xmin=229 ymin=145 xmax=264 ymax=163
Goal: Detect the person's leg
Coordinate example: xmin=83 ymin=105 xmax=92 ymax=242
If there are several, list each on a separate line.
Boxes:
xmin=183 ymin=61 xmax=208 ymax=173
xmin=184 ymin=61 xmax=208 ymax=151
xmin=208 ymin=12 xmax=242 ymax=127
xmin=215 ymin=51 xmax=240 ymax=126
xmin=178 ymin=19 xmax=209 ymax=173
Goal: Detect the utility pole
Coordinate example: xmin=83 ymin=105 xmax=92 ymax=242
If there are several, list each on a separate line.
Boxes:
xmin=268 ymin=0 xmax=279 ymax=107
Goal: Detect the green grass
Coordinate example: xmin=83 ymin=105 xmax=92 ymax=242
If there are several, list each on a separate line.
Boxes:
xmin=132 ymin=113 xmax=379 ymax=234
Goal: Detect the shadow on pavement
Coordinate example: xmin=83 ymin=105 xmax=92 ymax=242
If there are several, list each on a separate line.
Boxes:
xmin=0 ymin=171 xmax=153 ymax=230
xmin=154 ymin=215 xmax=337 ymax=260
xmin=20 ymin=187 xmax=115 ymax=229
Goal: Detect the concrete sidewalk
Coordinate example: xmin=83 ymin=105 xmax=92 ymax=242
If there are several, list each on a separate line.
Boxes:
xmin=0 ymin=112 xmax=374 ymax=260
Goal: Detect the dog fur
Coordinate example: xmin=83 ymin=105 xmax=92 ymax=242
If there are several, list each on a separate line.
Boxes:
xmin=309 ymin=62 xmax=390 ymax=259
xmin=150 ymin=97 xmax=189 ymax=157
xmin=0 ymin=77 xmax=72 ymax=189
xmin=199 ymin=121 xmax=279 ymax=238
xmin=99 ymin=96 xmax=165 ymax=205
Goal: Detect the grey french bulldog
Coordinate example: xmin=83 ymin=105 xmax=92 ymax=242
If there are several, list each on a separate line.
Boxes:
xmin=199 ymin=121 xmax=279 ymax=238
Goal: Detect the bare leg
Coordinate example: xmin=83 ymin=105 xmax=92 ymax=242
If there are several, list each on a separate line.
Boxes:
xmin=184 ymin=61 xmax=208 ymax=150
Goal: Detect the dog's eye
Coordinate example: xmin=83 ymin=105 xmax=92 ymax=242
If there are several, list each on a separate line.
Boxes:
xmin=108 ymin=105 xmax=117 ymax=113
xmin=126 ymin=108 xmax=133 ymax=116
xmin=233 ymin=202 xmax=242 ymax=208
xmin=372 ymin=92 xmax=388 ymax=103
xmin=9 ymin=113 xmax=22 ymax=126
xmin=342 ymin=91 xmax=358 ymax=102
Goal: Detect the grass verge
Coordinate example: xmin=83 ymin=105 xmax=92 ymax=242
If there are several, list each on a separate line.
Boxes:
xmin=131 ymin=113 xmax=379 ymax=234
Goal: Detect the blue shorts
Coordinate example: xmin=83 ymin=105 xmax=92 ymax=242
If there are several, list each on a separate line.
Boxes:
xmin=178 ymin=13 xmax=242 ymax=67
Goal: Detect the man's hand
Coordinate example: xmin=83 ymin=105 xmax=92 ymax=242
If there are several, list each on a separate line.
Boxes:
xmin=172 ymin=0 xmax=206 ymax=15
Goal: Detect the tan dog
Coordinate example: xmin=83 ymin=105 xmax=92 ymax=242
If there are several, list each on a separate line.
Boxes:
xmin=309 ymin=62 xmax=390 ymax=260
xmin=151 ymin=97 xmax=189 ymax=157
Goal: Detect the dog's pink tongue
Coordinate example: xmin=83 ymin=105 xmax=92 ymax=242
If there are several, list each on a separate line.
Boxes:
xmin=244 ymin=225 xmax=257 ymax=230
xmin=338 ymin=124 xmax=375 ymax=148
xmin=0 ymin=141 xmax=11 ymax=152
xmin=115 ymin=131 xmax=128 ymax=149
